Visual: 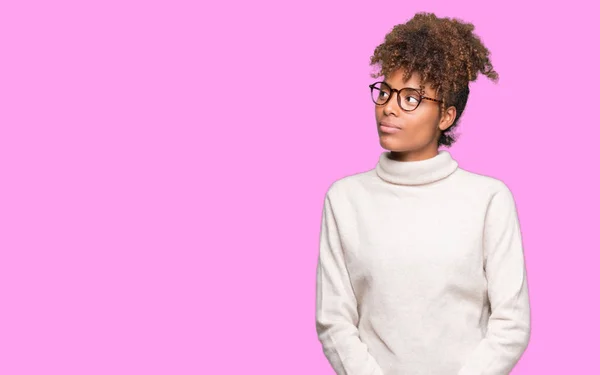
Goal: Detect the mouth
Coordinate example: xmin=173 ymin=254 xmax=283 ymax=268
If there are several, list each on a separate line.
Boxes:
xmin=378 ymin=122 xmax=402 ymax=134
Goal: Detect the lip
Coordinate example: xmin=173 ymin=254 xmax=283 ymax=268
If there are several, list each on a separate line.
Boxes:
xmin=379 ymin=122 xmax=402 ymax=134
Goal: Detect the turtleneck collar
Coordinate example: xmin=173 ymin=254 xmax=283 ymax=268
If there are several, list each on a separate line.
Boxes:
xmin=375 ymin=150 xmax=459 ymax=185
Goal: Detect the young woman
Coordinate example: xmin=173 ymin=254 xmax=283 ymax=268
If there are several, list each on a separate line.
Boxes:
xmin=315 ymin=12 xmax=531 ymax=375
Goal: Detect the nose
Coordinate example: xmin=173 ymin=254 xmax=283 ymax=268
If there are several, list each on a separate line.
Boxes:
xmin=383 ymin=90 xmax=400 ymax=114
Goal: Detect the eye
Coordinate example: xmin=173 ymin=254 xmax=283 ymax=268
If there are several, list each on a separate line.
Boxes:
xmin=406 ymin=95 xmax=419 ymax=103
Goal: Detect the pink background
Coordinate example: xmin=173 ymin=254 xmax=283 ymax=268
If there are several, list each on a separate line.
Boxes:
xmin=1 ymin=0 xmax=598 ymax=374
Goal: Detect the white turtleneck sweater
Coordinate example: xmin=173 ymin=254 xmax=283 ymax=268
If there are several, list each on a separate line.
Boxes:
xmin=315 ymin=150 xmax=531 ymax=375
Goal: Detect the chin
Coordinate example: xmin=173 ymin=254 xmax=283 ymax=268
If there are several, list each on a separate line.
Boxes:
xmin=379 ymin=135 xmax=408 ymax=152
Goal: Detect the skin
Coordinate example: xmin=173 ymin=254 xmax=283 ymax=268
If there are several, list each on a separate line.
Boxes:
xmin=375 ymin=67 xmax=457 ymax=161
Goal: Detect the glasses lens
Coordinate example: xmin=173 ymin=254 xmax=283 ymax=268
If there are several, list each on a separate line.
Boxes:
xmin=399 ymin=88 xmax=421 ymax=111
xmin=371 ymin=82 xmax=390 ymax=105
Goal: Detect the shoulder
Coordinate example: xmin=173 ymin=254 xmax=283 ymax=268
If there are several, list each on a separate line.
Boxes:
xmin=324 ymin=169 xmax=375 ymax=200
xmin=454 ymin=167 xmax=514 ymax=196
xmin=452 ymin=168 xmax=520 ymax=217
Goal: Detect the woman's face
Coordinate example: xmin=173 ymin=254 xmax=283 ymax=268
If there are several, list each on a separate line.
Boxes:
xmin=375 ymin=67 xmax=455 ymax=161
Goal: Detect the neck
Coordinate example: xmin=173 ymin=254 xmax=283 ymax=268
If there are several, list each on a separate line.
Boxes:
xmin=375 ymin=149 xmax=459 ymax=185
xmin=388 ymin=143 xmax=441 ymax=162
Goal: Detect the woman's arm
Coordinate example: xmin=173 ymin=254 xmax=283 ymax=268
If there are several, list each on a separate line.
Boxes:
xmin=458 ymin=184 xmax=531 ymax=375
xmin=316 ymin=188 xmax=385 ymax=375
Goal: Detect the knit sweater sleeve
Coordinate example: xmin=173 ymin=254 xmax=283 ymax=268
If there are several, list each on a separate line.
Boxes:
xmin=457 ymin=184 xmax=531 ymax=375
xmin=315 ymin=189 xmax=385 ymax=375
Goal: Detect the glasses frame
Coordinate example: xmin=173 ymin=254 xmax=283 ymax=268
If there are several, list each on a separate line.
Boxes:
xmin=368 ymin=81 xmax=444 ymax=112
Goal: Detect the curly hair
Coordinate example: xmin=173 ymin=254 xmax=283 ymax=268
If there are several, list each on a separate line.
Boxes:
xmin=369 ymin=12 xmax=498 ymax=147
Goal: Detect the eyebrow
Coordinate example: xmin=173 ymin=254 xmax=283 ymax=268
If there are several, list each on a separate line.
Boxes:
xmin=383 ymin=80 xmax=422 ymax=91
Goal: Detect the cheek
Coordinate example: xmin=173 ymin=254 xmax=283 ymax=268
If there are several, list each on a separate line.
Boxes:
xmin=406 ymin=113 xmax=439 ymax=136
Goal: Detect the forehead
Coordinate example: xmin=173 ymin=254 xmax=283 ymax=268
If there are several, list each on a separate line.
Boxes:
xmin=384 ymin=68 xmax=433 ymax=92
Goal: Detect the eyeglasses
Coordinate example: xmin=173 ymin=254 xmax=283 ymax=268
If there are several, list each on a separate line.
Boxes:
xmin=369 ymin=81 xmax=443 ymax=111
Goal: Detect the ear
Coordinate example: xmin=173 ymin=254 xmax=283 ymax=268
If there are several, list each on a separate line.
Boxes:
xmin=439 ymin=106 xmax=457 ymax=131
